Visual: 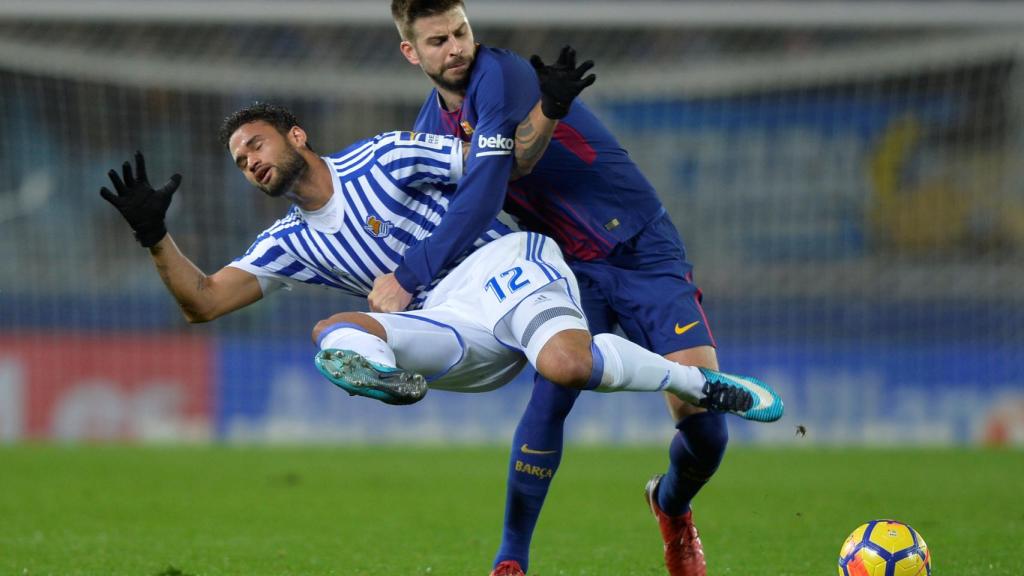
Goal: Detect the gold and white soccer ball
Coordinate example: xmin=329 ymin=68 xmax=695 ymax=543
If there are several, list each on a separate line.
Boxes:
xmin=837 ymin=520 xmax=931 ymax=576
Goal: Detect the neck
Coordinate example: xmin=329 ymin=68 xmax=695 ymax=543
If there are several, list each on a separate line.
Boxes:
xmin=287 ymin=154 xmax=332 ymax=211
xmin=438 ymin=87 xmax=465 ymax=112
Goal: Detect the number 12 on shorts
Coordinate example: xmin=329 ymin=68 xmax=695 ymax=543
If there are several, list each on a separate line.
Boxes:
xmin=484 ymin=267 xmax=531 ymax=302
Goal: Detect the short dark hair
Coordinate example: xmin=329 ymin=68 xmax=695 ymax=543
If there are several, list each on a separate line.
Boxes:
xmin=390 ymin=0 xmax=465 ymax=41
xmin=218 ymin=102 xmax=312 ymax=151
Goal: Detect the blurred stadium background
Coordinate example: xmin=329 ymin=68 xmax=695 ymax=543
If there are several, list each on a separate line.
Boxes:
xmin=1 ymin=0 xmax=1022 ymax=447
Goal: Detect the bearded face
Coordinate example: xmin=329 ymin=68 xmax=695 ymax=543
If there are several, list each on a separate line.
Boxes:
xmin=257 ymin=143 xmax=308 ymax=198
xmin=425 ymin=50 xmax=474 ymax=93
xmin=403 ymin=7 xmax=476 ymax=94
xmin=229 ymin=120 xmax=310 ymax=199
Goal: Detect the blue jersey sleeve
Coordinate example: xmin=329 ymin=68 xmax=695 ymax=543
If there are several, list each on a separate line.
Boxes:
xmin=394 ymin=51 xmax=539 ymax=292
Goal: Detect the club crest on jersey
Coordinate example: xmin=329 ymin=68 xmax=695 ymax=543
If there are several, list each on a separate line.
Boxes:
xmin=364 ymin=215 xmax=393 ymax=238
xmin=460 ymin=121 xmax=474 ymax=137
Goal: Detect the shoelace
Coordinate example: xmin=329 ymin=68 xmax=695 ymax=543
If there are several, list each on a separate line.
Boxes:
xmin=492 ymin=561 xmax=524 ymax=576
xmin=665 ymin=517 xmax=694 ymax=550
xmin=678 ymin=523 xmax=700 ymax=560
xmin=700 ymin=381 xmax=754 ymax=412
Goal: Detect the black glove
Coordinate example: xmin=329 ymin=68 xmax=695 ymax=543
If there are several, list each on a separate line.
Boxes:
xmin=530 ymin=45 xmax=597 ymax=120
xmin=99 ymin=151 xmax=181 ymax=248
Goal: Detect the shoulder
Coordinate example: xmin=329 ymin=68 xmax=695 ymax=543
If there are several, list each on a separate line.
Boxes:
xmin=371 ymin=131 xmax=402 ymax=146
xmin=325 ymin=137 xmax=375 ymax=162
xmin=365 ymin=131 xmax=456 ymax=157
xmin=265 ymin=207 xmax=305 ymax=237
xmin=240 ymin=208 xmax=303 ymax=258
xmin=323 ymin=138 xmax=378 ymax=176
xmin=476 ymin=46 xmax=530 ymax=70
xmin=468 ymin=45 xmax=539 ymax=113
xmin=471 ymin=46 xmax=534 ymax=85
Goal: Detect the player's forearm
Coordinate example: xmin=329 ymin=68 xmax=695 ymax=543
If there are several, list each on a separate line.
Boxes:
xmin=396 ymin=157 xmax=510 ymax=292
xmin=147 ymin=234 xmax=223 ymax=323
xmin=511 ymin=101 xmax=557 ymax=180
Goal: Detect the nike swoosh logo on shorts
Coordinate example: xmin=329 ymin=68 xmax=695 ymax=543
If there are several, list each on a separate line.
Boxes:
xmin=674 ymin=320 xmax=700 ymax=335
xmin=520 ymin=443 xmax=558 ymax=455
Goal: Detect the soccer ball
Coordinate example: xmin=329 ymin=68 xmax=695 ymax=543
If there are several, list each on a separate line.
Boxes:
xmin=837 ymin=520 xmax=931 ymax=576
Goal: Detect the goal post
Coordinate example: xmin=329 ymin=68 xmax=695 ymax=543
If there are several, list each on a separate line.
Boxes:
xmin=1 ymin=3 xmax=1022 ymax=444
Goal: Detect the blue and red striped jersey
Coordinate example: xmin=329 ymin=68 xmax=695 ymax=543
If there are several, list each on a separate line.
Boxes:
xmin=402 ymin=45 xmax=665 ymax=290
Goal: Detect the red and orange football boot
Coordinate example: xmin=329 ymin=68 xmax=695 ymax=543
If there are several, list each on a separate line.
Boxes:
xmin=489 ymin=559 xmax=526 ymax=576
xmin=644 ymin=474 xmax=707 ymax=576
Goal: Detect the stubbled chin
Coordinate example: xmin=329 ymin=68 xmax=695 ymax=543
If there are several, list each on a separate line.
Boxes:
xmin=259 ymin=180 xmax=283 ymax=197
xmin=445 ymin=69 xmax=470 ymax=89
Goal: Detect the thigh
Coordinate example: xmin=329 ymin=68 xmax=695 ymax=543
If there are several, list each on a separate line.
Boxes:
xmin=498 ymin=280 xmax=590 ymax=368
xmin=615 ymin=270 xmax=715 ymax=355
xmin=431 ymin=232 xmax=584 ymax=340
xmin=575 ymin=216 xmax=720 ymax=419
xmin=572 ymin=256 xmax=714 ymax=355
xmin=604 ymin=215 xmax=717 ymax=355
xmin=370 ymin=308 xmax=528 ymax=393
xmin=572 ymin=263 xmax=617 ymax=336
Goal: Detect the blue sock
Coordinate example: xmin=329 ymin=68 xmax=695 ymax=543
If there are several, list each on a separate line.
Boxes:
xmin=657 ymin=411 xmax=729 ymax=516
xmin=494 ymin=374 xmax=580 ymax=573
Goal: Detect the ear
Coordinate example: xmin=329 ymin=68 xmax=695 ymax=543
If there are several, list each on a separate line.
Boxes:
xmin=289 ymin=126 xmax=308 ymax=148
xmin=399 ymin=40 xmax=420 ymax=66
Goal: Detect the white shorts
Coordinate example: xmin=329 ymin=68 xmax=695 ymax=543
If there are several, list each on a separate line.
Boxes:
xmin=370 ymin=232 xmax=589 ymax=392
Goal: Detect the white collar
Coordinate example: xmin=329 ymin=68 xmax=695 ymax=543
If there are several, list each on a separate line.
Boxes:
xmin=298 ymin=157 xmax=344 ymax=234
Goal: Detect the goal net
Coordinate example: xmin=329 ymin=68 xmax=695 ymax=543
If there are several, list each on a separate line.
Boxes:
xmin=1 ymin=1 xmax=1022 ymax=444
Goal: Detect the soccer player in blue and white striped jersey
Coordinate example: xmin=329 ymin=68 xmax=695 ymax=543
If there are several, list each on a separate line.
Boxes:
xmin=99 ymin=103 xmax=781 ymax=452
xmin=229 ymin=121 xmax=505 ymax=312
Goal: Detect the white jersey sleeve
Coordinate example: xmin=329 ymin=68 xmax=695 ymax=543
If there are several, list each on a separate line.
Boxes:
xmin=227 ymin=210 xmax=348 ymax=296
xmin=227 ymin=231 xmax=296 ymax=296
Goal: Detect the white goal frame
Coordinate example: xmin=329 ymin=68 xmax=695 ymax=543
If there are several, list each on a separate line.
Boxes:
xmin=2 ymin=1 xmax=1024 ymax=28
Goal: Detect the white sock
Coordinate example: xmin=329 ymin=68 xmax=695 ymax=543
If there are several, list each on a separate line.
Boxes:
xmin=591 ymin=333 xmax=705 ymax=402
xmin=318 ymin=326 xmax=396 ymax=368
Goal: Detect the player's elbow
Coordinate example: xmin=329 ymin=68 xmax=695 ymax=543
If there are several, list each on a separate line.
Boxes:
xmin=181 ymin=304 xmax=221 ymax=324
xmin=182 ymin=310 xmax=211 ymax=324
xmin=511 ymin=157 xmax=538 ymax=180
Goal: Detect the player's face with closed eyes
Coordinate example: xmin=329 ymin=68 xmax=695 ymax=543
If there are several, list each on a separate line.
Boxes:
xmin=402 ymin=7 xmax=476 ymax=93
xmin=228 ymin=120 xmax=308 ymax=198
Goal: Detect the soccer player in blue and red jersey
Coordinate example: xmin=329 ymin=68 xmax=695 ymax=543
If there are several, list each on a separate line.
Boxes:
xmin=384 ymin=2 xmax=752 ymax=575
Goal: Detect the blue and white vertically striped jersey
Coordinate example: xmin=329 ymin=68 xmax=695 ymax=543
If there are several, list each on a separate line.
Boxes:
xmin=229 ymin=131 xmax=511 ymax=309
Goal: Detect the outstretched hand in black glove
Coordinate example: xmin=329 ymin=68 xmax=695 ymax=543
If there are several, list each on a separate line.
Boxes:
xmin=530 ymin=45 xmax=597 ymax=120
xmin=99 ymin=151 xmax=181 ymax=248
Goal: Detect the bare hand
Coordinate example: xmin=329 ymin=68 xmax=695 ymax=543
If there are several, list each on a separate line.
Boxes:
xmin=368 ymin=273 xmax=413 ymax=312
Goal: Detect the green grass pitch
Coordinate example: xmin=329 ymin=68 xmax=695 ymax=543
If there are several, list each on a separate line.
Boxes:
xmin=1 ymin=445 xmax=1020 ymax=575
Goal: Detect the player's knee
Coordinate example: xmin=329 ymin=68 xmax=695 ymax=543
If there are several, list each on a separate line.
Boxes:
xmin=535 ymin=333 xmax=593 ymax=389
xmin=311 ymin=312 xmax=365 ymax=345
xmin=538 ymin=353 xmax=591 ymax=389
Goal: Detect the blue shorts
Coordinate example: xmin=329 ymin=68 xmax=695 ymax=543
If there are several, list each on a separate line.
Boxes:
xmin=568 ymin=210 xmax=716 ymax=355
